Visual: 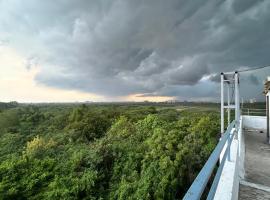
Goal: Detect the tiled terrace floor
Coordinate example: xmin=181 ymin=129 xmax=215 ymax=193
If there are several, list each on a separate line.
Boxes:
xmin=239 ymin=129 xmax=270 ymax=199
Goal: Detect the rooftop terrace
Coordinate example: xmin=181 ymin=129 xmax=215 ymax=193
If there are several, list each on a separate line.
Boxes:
xmin=183 ymin=72 xmax=270 ymax=199
xmin=239 ymin=116 xmax=270 ymax=199
xmin=183 ymin=115 xmax=270 ymax=200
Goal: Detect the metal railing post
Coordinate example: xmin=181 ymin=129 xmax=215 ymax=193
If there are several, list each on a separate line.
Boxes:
xmin=235 ymin=72 xmax=239 ymax=138
xmin=227 ymin=84 xmax=230 ymax=126
xmin=221 ymin=73 xmax=224 ymax=134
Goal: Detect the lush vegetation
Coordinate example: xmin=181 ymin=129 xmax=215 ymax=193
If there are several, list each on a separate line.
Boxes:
xmin=0 ymin=103 xmax=219 ymax=200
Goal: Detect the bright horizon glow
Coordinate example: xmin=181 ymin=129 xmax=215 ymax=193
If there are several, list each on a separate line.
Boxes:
xmin=124 ymin=94 xmax=175 ymax=102
xmin=0 ymin=46 xmax=176 ymax=103
xmin=0 ymin=46 xmax=105 ymax=103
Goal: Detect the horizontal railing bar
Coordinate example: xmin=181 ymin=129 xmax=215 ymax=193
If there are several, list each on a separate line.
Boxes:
xmin=242 ymin=108 xmax=266 ymax=110
xmin=223 ymin=72 xmax=236 ymax=75
xmin=183 ymin=121 xmax=235 ymax=200
xmin=242 ymin=110 xmax=266 ymax=112
xmin=224 ymin=105 xmax=235 ymax=109
xmin=242 ymin=111 xmax=266 ymax=114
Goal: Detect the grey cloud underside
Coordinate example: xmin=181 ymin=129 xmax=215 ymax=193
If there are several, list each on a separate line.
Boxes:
xmin=1 ymin=0 xmax=270 ymax=100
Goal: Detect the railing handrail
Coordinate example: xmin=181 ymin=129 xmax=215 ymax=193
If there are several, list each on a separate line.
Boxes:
xmin=242 ymin=108 xmax=266 ymax=111
xmin=241 ymin=108 xmax=266 ymax=116
xmin=183 ymin=120 xmax=235 ymax=200
xmin=242 ymin=111 xmax=266 ymax=113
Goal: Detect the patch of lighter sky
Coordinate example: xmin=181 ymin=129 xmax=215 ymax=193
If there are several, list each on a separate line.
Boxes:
xmin=124 ymin=93 xmax=175 ymax=102
xmin=0 ymin=46 xmax=105 ymax=102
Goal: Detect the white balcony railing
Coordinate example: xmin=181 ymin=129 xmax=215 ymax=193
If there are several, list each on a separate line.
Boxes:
xmin=183 ymin=115 xmax=267 ymax=200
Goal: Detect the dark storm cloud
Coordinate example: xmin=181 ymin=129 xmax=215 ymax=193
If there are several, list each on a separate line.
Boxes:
xmin=0 ymin=0 xmax=270 ymax=100
xmin=209 ymin=74 xmax=220 ymax=83
xmin=232 ymin=0 xmax=263 ymax=14
xmin=248 ymin=74 xmax=260 ymax=85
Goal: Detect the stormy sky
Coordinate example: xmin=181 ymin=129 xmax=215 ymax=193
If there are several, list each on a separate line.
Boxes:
xmin=1 ymin=0 xmax=270 ymax=102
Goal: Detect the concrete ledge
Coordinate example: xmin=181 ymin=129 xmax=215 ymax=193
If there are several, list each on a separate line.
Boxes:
xmin=214 ymin=125 xmax=240 ymax=200
xmin=214 ymin=138 xmax=239 ymax=200
xmin=213 ymin=117 xmax=246 ymax=200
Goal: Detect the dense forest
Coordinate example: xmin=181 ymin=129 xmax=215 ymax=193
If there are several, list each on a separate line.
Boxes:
xmin=0 ymin=102 xmax=219 ymax=200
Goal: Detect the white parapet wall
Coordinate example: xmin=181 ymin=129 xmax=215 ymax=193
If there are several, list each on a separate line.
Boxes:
xmin=213 ymin=117 xmax=243 ymax=200
xmin=213 ymin=127 xmax=240 ymax=200
xmin=242 ymin=115 xmax=266 ymax=130
xmin=214 ymin=115 xmax=266 ymax=200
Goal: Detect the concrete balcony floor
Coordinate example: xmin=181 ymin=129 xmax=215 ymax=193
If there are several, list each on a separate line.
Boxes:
xmin=239 ymin=129 xmax=270 ymax=199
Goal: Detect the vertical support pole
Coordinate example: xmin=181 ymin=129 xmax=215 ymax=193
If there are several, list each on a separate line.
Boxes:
xmin=235 ymin=72 xmax=239 ymax=135
xmin=227 ymin=84 xmax=230 ymax=126
xmin=267 ymin=95 xmax=269 ymax=144
xmin=221 ymin=73 xmax=224 ymax=134
xmin=237 ymin=73 xmax=240 ymax=121
xmin=237 ymin=73 xmax=241 ymax=120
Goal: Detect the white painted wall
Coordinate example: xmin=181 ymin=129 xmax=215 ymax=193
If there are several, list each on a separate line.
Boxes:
xmin=242 ymin=115 xmax=266 ymax=130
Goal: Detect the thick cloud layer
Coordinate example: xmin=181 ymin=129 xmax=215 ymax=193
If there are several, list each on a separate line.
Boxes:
xmin=1 ymin=0 xmax=270 ymax=101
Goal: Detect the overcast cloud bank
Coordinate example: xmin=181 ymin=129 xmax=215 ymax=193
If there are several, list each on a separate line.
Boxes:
xmin=0 ymin=0 xmax=270 ymax=101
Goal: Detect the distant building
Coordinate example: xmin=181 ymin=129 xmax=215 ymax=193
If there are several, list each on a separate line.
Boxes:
xmin=165 ymin=100 xmax=180 ymax=104
xmin=249 ymin=98 xmax=256 ymax=103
